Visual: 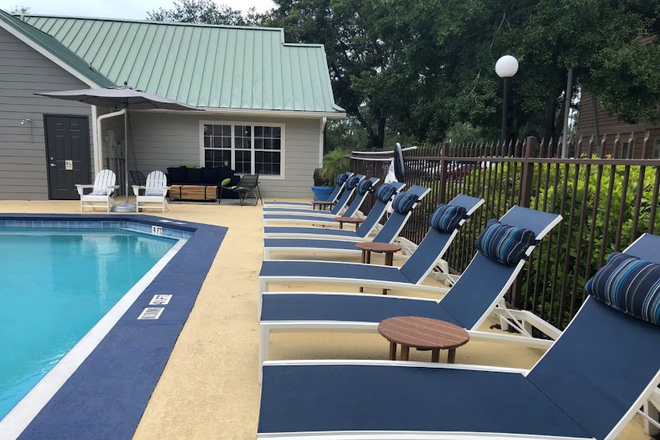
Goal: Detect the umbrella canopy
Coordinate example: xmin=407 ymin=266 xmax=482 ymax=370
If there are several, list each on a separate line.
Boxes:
xmin=36 ymin=85 xmax=200 ymax=211
xmin=35 ymin=85 xmax=199 ymax=111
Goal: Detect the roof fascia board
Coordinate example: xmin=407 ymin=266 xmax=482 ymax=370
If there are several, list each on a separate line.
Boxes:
xmin=0 ymin=19 xmax=100 ymax=88
xmin=23 ymin=14 xmax=286 ymax=33
xmin=135 ymin=108 xmax=346 ymax=120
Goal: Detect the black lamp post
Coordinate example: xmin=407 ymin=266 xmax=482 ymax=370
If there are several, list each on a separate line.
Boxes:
xmin=495 ymin=55 xmax=519 ymax=146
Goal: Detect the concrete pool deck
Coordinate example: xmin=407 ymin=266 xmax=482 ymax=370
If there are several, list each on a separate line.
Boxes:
xmin=0 ymin=199 xmax=650 ymax=440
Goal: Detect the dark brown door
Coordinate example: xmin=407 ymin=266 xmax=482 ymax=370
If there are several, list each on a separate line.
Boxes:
xmin=44 ymin=115 xmax=91 ymax=200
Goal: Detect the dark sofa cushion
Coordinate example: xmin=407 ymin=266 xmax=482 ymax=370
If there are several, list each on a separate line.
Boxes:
xmin=201 ymin=167 xmax=219 ymax=184
xmin=167 ymin=166 xmax=187 ymax=184
xmin=186 ymin=168 xmax=203 ymax=184
xmin=217 ymin=167 xmax=235 ymax=184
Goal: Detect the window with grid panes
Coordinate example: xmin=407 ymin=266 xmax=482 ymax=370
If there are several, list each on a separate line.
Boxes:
xmin=203 ymin=124 xmax=232 ymax=168
xmin=202 ymin=123 xmax=283 ymax=176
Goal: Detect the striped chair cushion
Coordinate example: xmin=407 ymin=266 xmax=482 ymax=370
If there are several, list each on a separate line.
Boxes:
xmin=345 ymin=176 xmax=361 ymax=190
xmin=337 ymin=173 xmax=349 ymax=185
xmin=392 ymin=192 xmax=419 ymax=214
xmin=357 ymin=179 xmax=374 ymax=196
xmin=585 ymin=252 xmax=660 ymax=325
xmin=375 ymin=184 xmax=397 ymax=203
xmin=429 ymin=204 xmax=467 ymax=233
xmin=475 ymin=219 xmax=536 ymax=265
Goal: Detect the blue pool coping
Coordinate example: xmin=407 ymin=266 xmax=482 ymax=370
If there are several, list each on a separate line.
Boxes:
xmin=0 ymin=214 xmax=227 ymax=440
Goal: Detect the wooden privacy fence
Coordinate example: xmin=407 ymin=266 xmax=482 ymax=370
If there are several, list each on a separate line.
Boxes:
xmin=350 ymin=133 xmax=660 ymax=330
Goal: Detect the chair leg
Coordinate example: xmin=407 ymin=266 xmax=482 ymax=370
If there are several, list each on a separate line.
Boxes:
xmin=256 ymin=184 xmax=263 ymax=205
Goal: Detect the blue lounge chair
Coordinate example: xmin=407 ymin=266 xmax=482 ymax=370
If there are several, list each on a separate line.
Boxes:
xmin=258 ymin=201 xmax=534 ymax=315
xmin=259 ymin=206 xmax=562 ymax=370
xmin=263 ymin=177 xmax=372 ymax=217
xmin=263 ymin=194 xmax=484 ymax=259
xmin=258 ymin=233 xmax=660 ymax=440
xmin=263 ymin=183 xmax=423 ymax=241
xmin=262 ymin=177 xmax=376 ymax=226
xmin=264 ymin=174 xmax=363 ymax=220
xmin=263 ymin=172 xmax=352 ymax=209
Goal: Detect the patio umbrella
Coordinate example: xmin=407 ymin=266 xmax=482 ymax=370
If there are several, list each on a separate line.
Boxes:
xmin=393 ymin=142 xmax=406 ymax=182
xmin=36 ymin=85 xmax=200 ymax=211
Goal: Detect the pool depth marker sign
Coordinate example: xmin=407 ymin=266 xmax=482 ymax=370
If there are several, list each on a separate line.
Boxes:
xmin=137 ymin=294 xmax=173 ymax=320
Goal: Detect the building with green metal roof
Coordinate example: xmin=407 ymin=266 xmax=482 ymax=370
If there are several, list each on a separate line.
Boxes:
xmin=0 ymin=10 xmax=345 ymax=201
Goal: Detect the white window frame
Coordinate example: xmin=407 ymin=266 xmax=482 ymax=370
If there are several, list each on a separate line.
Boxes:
xmin=199 ymin=120 xmax=286 ymax=179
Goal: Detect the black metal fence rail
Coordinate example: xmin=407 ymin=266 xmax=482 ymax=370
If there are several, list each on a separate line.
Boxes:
xmin=350 ymin=133 xmax=660 ymax=329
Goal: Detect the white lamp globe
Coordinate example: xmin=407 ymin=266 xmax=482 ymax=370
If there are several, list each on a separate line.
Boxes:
xmin=495 ymin=55 xmax=519 ymax=78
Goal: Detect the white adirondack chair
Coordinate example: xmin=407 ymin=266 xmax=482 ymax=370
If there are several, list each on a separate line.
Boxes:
xmin=76 ymin=169 xmax=119 ymax=212
xmin=133 ymin=170 xmax=169 ymax=212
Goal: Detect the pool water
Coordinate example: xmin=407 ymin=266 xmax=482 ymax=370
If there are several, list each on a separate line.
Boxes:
xmin=0 ymin=229 xmax=176 ymax=419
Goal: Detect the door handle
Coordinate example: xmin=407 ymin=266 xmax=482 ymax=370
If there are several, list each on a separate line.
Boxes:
xmin=50 ymin=163 xmax=56 ymax=167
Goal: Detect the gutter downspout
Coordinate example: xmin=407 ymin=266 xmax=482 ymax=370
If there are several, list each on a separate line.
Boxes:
xmin=319 ymin=117 xmax=327 ymax=166
xmin=96 ymin=108 xmax=126 ymax=174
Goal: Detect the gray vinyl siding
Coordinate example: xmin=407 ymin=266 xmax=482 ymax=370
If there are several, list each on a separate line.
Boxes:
xmin=130 ymin=112 xmax=321 ymax=198
xmin=0 ymin=27 xmax=93 ymax=200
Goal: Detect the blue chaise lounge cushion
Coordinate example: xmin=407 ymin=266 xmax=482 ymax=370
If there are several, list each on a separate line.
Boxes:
xmin=392 ymin=192 xmax=419 ymax=214
xmin=357 ymin=179 xmax=374 ymax=196
xmin=475 ymin=219 xmax=536 ymax=265
xmin=585 ymin=252 xmax=660 ymax=325
xmin=375 ymin=184 xmax=397 ymax=203
xmin=429 ymin=204 xmax=467 ymax=233
xmin=345 ymin=175 xmax=361 ymax=190
xmin=337 ymin=173 xmax=349 ymax=185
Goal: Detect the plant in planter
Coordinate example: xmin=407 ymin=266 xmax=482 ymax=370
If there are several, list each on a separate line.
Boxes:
xmin=312 ymin=149 xmax=350 ymax=200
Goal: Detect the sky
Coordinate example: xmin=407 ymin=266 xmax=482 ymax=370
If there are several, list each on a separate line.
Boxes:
xmin=0 ymin=0 xmax=276 ymax=20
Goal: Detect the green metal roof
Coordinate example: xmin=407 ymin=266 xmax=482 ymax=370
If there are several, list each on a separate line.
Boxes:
xmin=0 ymin=10 xmax=114 ymax=87
xmin=18 ymin=15 xmax=343 ymax=113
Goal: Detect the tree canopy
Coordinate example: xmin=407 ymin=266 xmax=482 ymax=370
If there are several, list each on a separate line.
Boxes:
xmin=148 ymin=0 xmax=660 ymax=149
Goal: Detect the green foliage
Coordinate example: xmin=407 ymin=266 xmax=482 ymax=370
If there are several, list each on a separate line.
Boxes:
xmin=444 ymin=123 xmax=487 ymax=145
xmin=147 ymin=0 xmax=262 ymax=25
xmin=319 ymin=149 xmax=351 ymax=183
xmin=8 ymin=5 xmax=30 ymax=14
xmin=471 ymin=159 xmax=660 ymax=327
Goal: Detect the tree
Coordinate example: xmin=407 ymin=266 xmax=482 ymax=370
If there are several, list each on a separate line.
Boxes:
xmin=147 ymin=0 xmax=262 ymax=26
xmin=8 ymin=5 xmax=30 ymax=15
xmin=443 ymin=0 xmax=660 ymax=143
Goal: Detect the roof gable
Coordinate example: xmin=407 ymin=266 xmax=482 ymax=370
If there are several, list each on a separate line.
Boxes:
xmin=19 ymin=15 xmax=342 ymax=114
xmin=0 ymin=10 xmax=114 ymax=87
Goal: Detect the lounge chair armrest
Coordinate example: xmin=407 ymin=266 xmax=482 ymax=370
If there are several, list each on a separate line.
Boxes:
xmin=76 ymin=184 xmax=94 ymax=196
xmin=132 ymin=185 xmax=146 ymax=196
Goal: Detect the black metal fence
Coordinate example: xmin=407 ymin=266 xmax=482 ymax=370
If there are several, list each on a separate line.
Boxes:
xmin=350 ymin=133 xmax=660 ymax=329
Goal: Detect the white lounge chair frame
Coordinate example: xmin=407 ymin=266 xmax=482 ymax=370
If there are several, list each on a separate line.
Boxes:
xmin=75 ymin=169 xmax=119 ymax=212
xmin=133 ymin=170 xmax=169 ymax=212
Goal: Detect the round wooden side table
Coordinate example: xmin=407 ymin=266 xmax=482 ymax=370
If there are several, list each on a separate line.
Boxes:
xmin=355 ymin=242 xmax=402 ymax=294
xmin=335 ymin=216 xmax=365 ymax=230
xmin=377 ymin=316 xmax=470 ymax=363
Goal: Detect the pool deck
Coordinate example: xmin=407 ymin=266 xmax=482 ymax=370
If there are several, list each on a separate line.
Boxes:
xmin=0 ymin=199 xmax=649 ymax=440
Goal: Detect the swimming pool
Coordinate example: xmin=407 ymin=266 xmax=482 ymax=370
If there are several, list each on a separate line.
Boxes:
xmin=0 ymin=229 xmax=177 ymax=419
xmin=0 ymin=214 xmax=226 ymax=440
